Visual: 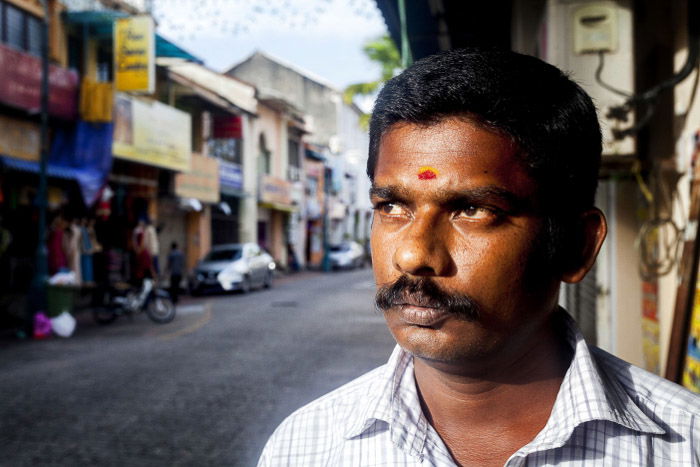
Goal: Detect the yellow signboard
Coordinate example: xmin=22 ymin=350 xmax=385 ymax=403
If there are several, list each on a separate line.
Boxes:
xmin=0 ymin=115 xmax=40 ymax=162
xmin=175 ymin=154 xmax=220 ymax=203
xmin=113 ymin=93 xmax=191 ymax=172
xmin=114 ymin=16 xmax=155 ymax=93
xmin=682 ymin=283 xmax=700 ymax=392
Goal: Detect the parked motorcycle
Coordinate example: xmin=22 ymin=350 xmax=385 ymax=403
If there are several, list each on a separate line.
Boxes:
xmin=92 ymin=279 xmax=176 ymax=325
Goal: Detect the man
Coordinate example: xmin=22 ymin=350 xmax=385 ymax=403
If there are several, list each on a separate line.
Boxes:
xmin=258 ymin=49 xmax=700 ymax=466
xmin=167 ymin=242 xmax=184 ymax=304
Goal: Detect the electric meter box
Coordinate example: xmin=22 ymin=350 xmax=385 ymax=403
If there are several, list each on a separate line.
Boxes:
xmin=573 ymin=4 xmax=618 ymax=54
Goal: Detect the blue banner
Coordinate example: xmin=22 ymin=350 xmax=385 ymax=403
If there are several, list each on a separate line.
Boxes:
xmin=219 ymin=160 xmax=243 ymax=194
xmin=49 ymin=120 xmax=114 ymax=205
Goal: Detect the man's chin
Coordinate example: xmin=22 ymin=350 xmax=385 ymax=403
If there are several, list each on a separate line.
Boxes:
xmin=392 ymin=326 xmax=498 ymax=367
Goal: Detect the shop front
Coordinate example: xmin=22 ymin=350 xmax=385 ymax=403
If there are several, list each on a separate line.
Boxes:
xmin=105 ymin=92 xmax=191 ymax=285
xmin=258 ymin=174 xmax=295 ymax=269
xmin=304 ymin=155 xmax=325 ymax=268
xmin=173 ymin=153 xmax=219 ymax=273
xmin=214 ymin=159 xmax=245 ymax=246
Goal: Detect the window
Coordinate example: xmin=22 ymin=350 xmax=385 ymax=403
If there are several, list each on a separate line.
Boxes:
xmin=26 ymin=15 xmax=41 ymax=56
xmin=1 ymin=2 xmax=43 ymax=57
xmin=96 ymin=46 xmax=113 ymax=82
xmin=287 ymin=139 xmax=301 ymax=181
xmin=210 ymin=138 xmax=242 ymax=164
xmin=6 ymin=4 xmax=24 ymax=50
xmin=258 ymin=134 xmax=271 ymax=176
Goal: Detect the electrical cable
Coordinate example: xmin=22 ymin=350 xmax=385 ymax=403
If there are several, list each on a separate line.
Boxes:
xmin=607 ymin=1 xmax=700 ymax=139
xmin=595 ymin=51 xmax=631 ymax=98
xmin=635 ymin=169 xmax=685 ymax=280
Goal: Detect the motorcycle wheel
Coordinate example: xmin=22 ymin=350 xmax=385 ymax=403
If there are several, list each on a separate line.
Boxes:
xmin=146 ymin=295 xmax=176 ymax=324
xmin=93 ymin=307 xmax=118 ymax=325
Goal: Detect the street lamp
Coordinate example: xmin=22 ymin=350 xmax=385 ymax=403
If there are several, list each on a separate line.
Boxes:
xmin=29 ymin=0 xmax=51 ymax=327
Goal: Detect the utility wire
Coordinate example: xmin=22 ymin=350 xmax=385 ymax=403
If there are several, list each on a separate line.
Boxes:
xmin=595 ymin=51 xmax=631 ymax=98
xmin=607 ymin=2 xmax=700 ymax=139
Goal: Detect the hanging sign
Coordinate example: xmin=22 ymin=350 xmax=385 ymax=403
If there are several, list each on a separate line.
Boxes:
xmin=0 ymin=116 xmax=40 ymax=162
xmin=113 ymin=93 xmax=191 ymax=171
xmin=114 ymin=16 xmax=155 ymax=93
xmin=175 ymin=154 xmax=220 ymax=203
xmin=0 ymin=43 xmax=78 ymax=119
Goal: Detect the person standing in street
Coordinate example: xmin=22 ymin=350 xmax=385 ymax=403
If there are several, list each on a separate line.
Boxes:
xmin=144 ymin=219 xmax=160 ymax=276
xmin=257 ymin=48 xmax=700 ymax=466
xmin=132 ymin=218 xmax=153 ymax=285
xmin=166 ymin=242 xmax=184 ymax=304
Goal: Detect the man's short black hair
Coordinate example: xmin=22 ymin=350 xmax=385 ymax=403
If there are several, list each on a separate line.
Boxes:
xmin=368 ymin=48 xmax=602 ymax=269
xmin=368 ymin=47 xmax=602 ymax=216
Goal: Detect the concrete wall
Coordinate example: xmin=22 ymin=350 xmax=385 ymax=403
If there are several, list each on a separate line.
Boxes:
xmin=228 ymin=53 xmax=340 ymax=148
xmin=240 ymin=114 xmax=258 ymax=243
xmin=511 ymin=0 xmax=645 ymax=366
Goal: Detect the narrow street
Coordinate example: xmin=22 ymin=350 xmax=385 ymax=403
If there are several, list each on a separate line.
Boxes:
xmin=0 ymin=268 xmax=395 ymax=466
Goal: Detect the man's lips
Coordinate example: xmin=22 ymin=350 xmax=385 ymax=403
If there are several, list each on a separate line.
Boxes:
xmin=392 ymin=303 xmax=450 ymax=327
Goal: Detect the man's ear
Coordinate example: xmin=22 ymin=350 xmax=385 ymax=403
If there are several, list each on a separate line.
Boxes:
xmin=561 ymin=208 xmax=607 ymax=284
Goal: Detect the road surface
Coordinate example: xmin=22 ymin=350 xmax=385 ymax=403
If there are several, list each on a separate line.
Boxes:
xmin=0 ymin=268 xmax=396 ymax=466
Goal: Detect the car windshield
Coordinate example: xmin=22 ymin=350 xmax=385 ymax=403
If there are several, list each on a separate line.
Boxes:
xmin=330 ymin=244 xmax=350 ymax=252
xmin=204 ymin=248 xmax=242 ymax=261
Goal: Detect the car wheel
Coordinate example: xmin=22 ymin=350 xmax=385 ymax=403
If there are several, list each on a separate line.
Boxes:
xmin=263 ymin=271 xmax=273 ymax=289
xmin=240 ymin=275 xmax=251 ymax=294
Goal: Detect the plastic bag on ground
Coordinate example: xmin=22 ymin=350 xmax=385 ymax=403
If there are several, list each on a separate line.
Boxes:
xmin=50 ymin=311 xmax=76 ymax=338
xmin=48 ymin=271 xmax=77 ymax=285
xmin=33 ymin=312 xmax=52 ymax=339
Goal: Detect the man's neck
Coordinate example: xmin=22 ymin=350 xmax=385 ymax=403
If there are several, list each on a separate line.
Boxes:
xmin=413 ymin=312 xmax=572 ymax=466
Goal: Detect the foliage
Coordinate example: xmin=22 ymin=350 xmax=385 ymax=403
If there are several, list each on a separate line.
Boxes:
xmin=343 ymin=34 xmax=401 ymax=127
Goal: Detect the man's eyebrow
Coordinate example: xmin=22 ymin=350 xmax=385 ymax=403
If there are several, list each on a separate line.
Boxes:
xmin=370 ymin=184 xmax=527 ymax=210
xmin=369 ymin=185 xmax=410 ymax=201
xmin=440 ymin=186 xmax=523 ymax=208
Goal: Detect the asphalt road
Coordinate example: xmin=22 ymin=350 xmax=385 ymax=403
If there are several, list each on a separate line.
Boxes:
xmin=0 ymin=268 xmax=396 ymax=466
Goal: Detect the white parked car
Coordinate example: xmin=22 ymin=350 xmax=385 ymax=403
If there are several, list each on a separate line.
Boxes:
xmin=328 ymin=241 xmax=366 ymax=270
xmin=190 ymin=243 xmax=275 ymax=295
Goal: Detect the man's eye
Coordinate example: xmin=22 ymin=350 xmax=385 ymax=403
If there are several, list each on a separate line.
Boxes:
xmin=454 ymin=206 xmax=493 ymax=220
xmin=374 ymin=202 xmax=406 ymax=217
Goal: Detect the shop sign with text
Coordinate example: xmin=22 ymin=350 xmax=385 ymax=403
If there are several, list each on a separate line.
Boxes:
xmin=175 ymin=154 xmax=220 ymax=203
xmin=114 ymin=16 xmax=155 ymax=93
xmin=259 ymin=174 xmax=292 ymax=206
xmin=0 ymin=116 xmax=40 ymax=162
xmin=113 ymin=93 xmax=191 ymax=171
xmin=0 ymin=43 xmax=78 ymax=120
xmin=219 ymin=160 xmax=243 ymax=193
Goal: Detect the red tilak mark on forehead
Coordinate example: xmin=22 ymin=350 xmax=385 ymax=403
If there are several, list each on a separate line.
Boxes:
xmin=417 ymin=166 xmax=439 ymax=180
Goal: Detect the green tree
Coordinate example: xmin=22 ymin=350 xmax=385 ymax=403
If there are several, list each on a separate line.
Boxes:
xmin=343 ymin=34 xmax=401 ymax=127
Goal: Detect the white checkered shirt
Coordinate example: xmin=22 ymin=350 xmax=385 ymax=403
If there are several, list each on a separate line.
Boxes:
xmin=258 ymin=313 xmax=700 ymax=466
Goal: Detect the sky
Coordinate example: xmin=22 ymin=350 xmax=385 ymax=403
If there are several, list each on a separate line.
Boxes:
xmin=153 ymin=0 xmax=388 ymax=94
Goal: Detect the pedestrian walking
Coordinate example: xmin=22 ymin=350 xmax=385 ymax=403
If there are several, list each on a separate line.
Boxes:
xmin=167 ymin=242 xmax=184 ymax=304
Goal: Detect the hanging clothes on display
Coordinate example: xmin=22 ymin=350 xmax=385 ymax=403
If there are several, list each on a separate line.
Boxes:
xmin=63 ymin=219 xmax=82 ymax=284
xmin=47 ymin=215 xmax=67 ymax=275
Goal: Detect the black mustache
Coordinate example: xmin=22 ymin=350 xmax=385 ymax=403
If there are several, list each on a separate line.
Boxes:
xmin=375 ymin=275 xmax=481 ymax=321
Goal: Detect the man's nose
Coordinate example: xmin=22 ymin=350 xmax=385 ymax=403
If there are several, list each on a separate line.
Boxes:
xmin=392 ymin=216 xmax=452 ymax=277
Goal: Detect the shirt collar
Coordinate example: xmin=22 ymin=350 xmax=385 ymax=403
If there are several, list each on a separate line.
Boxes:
xmin=525 ymin=311 xmax=665 ymax=452
xmin=343 ymin=344 xmax=429 ymax=458
xmin=344 ymin=310 xmax=665 ymax=455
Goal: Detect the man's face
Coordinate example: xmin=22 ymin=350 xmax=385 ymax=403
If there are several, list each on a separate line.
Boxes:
xmin=370 ymin=118 xmax=561 ymax=366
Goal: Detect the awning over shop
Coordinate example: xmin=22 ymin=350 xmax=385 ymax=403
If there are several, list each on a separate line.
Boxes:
xmin=258 ymin=202 xmax=297 ymax=213
xmin=63 ymin=11 xmax=203 ymax=63
xmin=0 ymin=156 xmax=81 ymax=180
xmin=157 ymin=57 xmax=258 ymax=115
xmin=305 ymin=148 xmax=326 ymax=161
xmin=2 ymin=120 xmax=114 ymax=206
